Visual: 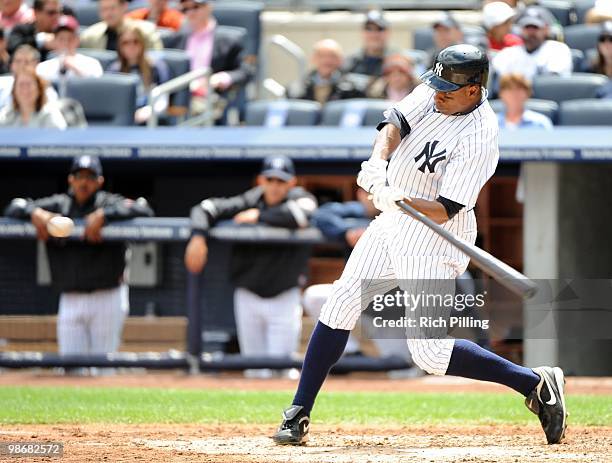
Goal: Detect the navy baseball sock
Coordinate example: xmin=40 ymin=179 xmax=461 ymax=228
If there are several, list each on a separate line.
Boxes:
xmin=292 ymin=321 xmax=350 ymax=415
xmin=446 ymin=338 xmax=540 ymax=396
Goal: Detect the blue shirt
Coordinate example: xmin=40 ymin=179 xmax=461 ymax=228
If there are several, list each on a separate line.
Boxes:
xmin=497 ymin=109 xmax=553 ymax=130
xmin=312 ymin=201 xmax=371 ymax=241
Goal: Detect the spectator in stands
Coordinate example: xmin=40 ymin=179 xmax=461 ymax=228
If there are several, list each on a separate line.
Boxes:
xmin=0 ymin=69 xmax=65 ymax=127
xmin=482 ymin=1 xmax=522 ymax=52
xmin=343 ymin=10 xmax=392 ymax=78
xmin=586 ymin=21 xmax=612 ymax=78
xmin=427 ymin=13 xmax=464 ymax=67
xmin=367 ymin=53 xmax=419 ymax=102
xmin=586 ymin=0 xmax=612 ymax=24
xmin=7 ymin=0 xmax=62 ymax=61
xmin=288 ymin=39 xmax=365 ymax=105
xmin=184 ymin=155 xmax=317 ymax=378
xmin=36 ymin=16 xmax=103 ymax=81
xmin=0 ymin=0 xmax=34 ymax=34
xmin=4 ymin=155 xmax=154 ymax=372
xmin=106 ymin=26 xmax=170 ymax=124
xmin=0 ymin=28 xmax=9 ymax=74
xmin=80 ymin=0 xmax=162 ymax=51
xmin=127 ymin=0 xmax=184 ymax=32
xmin=177 ymin=0 xmax=253 ymax=109
xmin=492 ymin=6 xmax=572 ymax=86
xmin=497 ymin=73 xmax=552 ymax=129
xmin=0 ymin=44 xmax=57 ymax=109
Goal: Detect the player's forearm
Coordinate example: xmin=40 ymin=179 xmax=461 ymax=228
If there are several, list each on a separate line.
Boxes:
xmin=406 ymin=198 xmax=449 ymax=224
xmin=370 ymin=124 xmax=401 ymax=161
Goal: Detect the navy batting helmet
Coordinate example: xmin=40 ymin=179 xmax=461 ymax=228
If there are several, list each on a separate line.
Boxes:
xmin=421 ymin=44 xmax=489 ymax=92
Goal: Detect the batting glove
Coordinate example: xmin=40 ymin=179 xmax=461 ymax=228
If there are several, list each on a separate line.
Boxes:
xmin=371 ymin=185 xmax=406 ymax=213
xmin=356 ymin=158 xmax=388 ymax=194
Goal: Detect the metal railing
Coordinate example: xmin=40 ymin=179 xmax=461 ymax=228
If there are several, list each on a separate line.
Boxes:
xmin=260 ymin=34 xmax=307 ymax=99
xmin=147 ymin=67 xmax=212 ymax=128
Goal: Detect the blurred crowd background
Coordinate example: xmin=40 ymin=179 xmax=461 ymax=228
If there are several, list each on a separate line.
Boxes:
xmin=0 ymin=0 xmax=611 ymax=128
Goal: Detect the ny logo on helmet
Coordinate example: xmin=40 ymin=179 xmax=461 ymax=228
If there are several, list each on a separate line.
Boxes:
xmin=414 ymin=141 xmax=446 ymax=173
xmin=434 ymin=63 xmax=443 ymax=77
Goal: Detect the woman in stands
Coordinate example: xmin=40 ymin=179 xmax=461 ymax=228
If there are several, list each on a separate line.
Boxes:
xmin=586 ymin=21 xmax=612 ymax=78
xmin=107 ymin=25 xmax=170 ymax=124
xmin=367 ymin=53 xmax=419 ymax=102
xmin=0 ymin=70 xmax=66 ymax=128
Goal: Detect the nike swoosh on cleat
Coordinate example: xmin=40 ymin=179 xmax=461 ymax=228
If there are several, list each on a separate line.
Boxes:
xmin=299 ymin=416 xmax=309 ymax=433
xmin=540 ymin=374 xmax=557 ymax=406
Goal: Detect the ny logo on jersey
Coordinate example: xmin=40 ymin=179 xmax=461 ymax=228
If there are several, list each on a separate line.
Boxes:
xmin=414 ymin=141 xmax=447 ymax=173
xmin=434 ymin=63 xmax=444 ymax=76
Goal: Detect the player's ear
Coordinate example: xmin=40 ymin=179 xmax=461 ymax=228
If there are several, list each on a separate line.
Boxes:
xmin=97 ymin=176 xmax=105 ymax=188
xmin=287 ymin=177 xmax=297 ymax=188
xmin=256 ymin=175 xmax=265 ymax=186
xmin=68 ymin=174 xmax=75 ymax=187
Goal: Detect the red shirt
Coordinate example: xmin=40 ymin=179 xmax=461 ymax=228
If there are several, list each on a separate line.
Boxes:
xmin=489 ymin=33 xmax=523 ymax=51
xmin=126 ymin=8 xmax=184 ymax=32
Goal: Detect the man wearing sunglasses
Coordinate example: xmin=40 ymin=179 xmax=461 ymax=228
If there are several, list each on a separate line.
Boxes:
xmin=344 ymin=9 xmax=394 ymax=79
xmin=4 ymin=155 xmax=154 ymax=372
xmin=6 ymin=0 xmax=64 ymax=61
xmin=492 ymin=5 xmax=572 ymax=86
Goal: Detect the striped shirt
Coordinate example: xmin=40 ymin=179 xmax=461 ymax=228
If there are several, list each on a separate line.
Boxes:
xmin=386 ymin=83 xmax=499 ymax=211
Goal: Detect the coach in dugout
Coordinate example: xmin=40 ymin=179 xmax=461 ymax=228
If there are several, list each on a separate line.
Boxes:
xmin=185 ymin=155 xmax=317 ymax=378
xmin=4 ymin=155 xmax=153 ymax=370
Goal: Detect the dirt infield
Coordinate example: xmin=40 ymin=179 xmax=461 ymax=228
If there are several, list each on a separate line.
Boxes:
xmin=1 ymin=423 xmax=610 ymax=463
xmin=1 ymin=373 xmax=611 ymax=462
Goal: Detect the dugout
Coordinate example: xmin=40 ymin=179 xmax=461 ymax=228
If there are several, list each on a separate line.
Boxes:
xmin=0 ymin=127 xmax=610 ymax=375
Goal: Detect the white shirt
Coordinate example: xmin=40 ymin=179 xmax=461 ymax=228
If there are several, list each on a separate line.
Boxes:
xmin=492 ymin=41 xmax=573 ymax=83
xmin=36 ymin=53 xmax=104 ymax=81
xmin=385 ymin=83 xmax=499 ymax=210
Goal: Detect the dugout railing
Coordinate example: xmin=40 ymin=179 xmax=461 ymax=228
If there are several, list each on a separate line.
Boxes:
xmin=0 ymin=217 xmax=412 ymax=373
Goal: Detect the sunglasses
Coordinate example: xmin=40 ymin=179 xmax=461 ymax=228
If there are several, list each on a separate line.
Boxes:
xmin=43 ymin=9 xmax=61 ymax=16
xmin=364 ymin=25 xmax=385 ymax=32
xmin=180 ymin=4 xmax=202 ymax=12
xmin=599 ymin=36 xmax=612 ymax=43
xmin=120 ymin=39 xmax=141 ymax=46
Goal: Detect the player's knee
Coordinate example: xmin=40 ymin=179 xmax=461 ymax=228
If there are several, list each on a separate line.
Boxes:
xmin=406 ymin=339 xmax=451 ymax=376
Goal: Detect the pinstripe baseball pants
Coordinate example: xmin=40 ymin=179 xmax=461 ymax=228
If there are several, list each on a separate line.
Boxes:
xmin=320 ymin=209 xmax=476 ymax=375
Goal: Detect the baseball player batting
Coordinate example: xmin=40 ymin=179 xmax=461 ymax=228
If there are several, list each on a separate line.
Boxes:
xmin=272 ymin=45 xmax=567 ymax=446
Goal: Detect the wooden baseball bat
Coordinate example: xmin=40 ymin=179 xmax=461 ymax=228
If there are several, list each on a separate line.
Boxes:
xmin=395 ymin=200 xmax=538 ymax=299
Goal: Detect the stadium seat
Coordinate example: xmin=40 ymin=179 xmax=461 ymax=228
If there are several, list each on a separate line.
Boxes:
xmin=76 ymin=48 xmax=117 ymax=71
xmin=73 ymin=3 xmax=100 ymax=27
xmin=537 ymin=0 xmax=576 ymax=26
xmin=563 ymin=24 xmax=601 ymax=51
xmin=531 ymin=73 xmax=608 ymax=102
xmin=574 ymin=0 xmax=596 ymax=24
xmin=488 ymin=98 xmax=560 ymax=124
xmin=65 ymin=74 xmax=139 ymax=126
xmin=571 ymin=48 xmax=585 ymax=71
xmin=147 ymin=49 xmax=191 ymax=113
xmin=320 ymin=99 xmax=389 ymax=127
xmin=558 ymin=99 xmax=612 ymax=125
xmin=158 ymin=28 xmax=182 ymax=49
xmin=213 ymin=1 xmax=263 ymax=57
xmin=245 ymin=99 xmax=321 ymax=126
xmin=413 ymin=25 xmax=486 ymax=52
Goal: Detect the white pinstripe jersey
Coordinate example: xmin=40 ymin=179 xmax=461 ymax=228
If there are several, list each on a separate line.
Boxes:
xmin=386 ymin=83 xmax=499 ymax=211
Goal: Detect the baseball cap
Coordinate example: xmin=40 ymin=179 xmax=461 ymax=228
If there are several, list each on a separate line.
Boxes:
xmin=517 ymin=6 xmax=550 ymax=28
xmin=260 ymin=155 xmax=295 ymax=182
xmin=54 ymin=15 xmax=79 ymax=34
xmin=482 ymin=2 xmax=516 ymax=29
xmin=364 ymin=10 xmax=389 ymax=30
xmin=600 ymin=21 xmax=612 ymax=39
xmin=70 ymin=155 xmax=103 ymax=176
xmin=433 ymin=12 xmax=460 ymax=30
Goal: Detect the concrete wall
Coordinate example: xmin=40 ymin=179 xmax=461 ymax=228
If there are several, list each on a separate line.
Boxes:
xmin=523 ymin=163 xmax=612 ymax=375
